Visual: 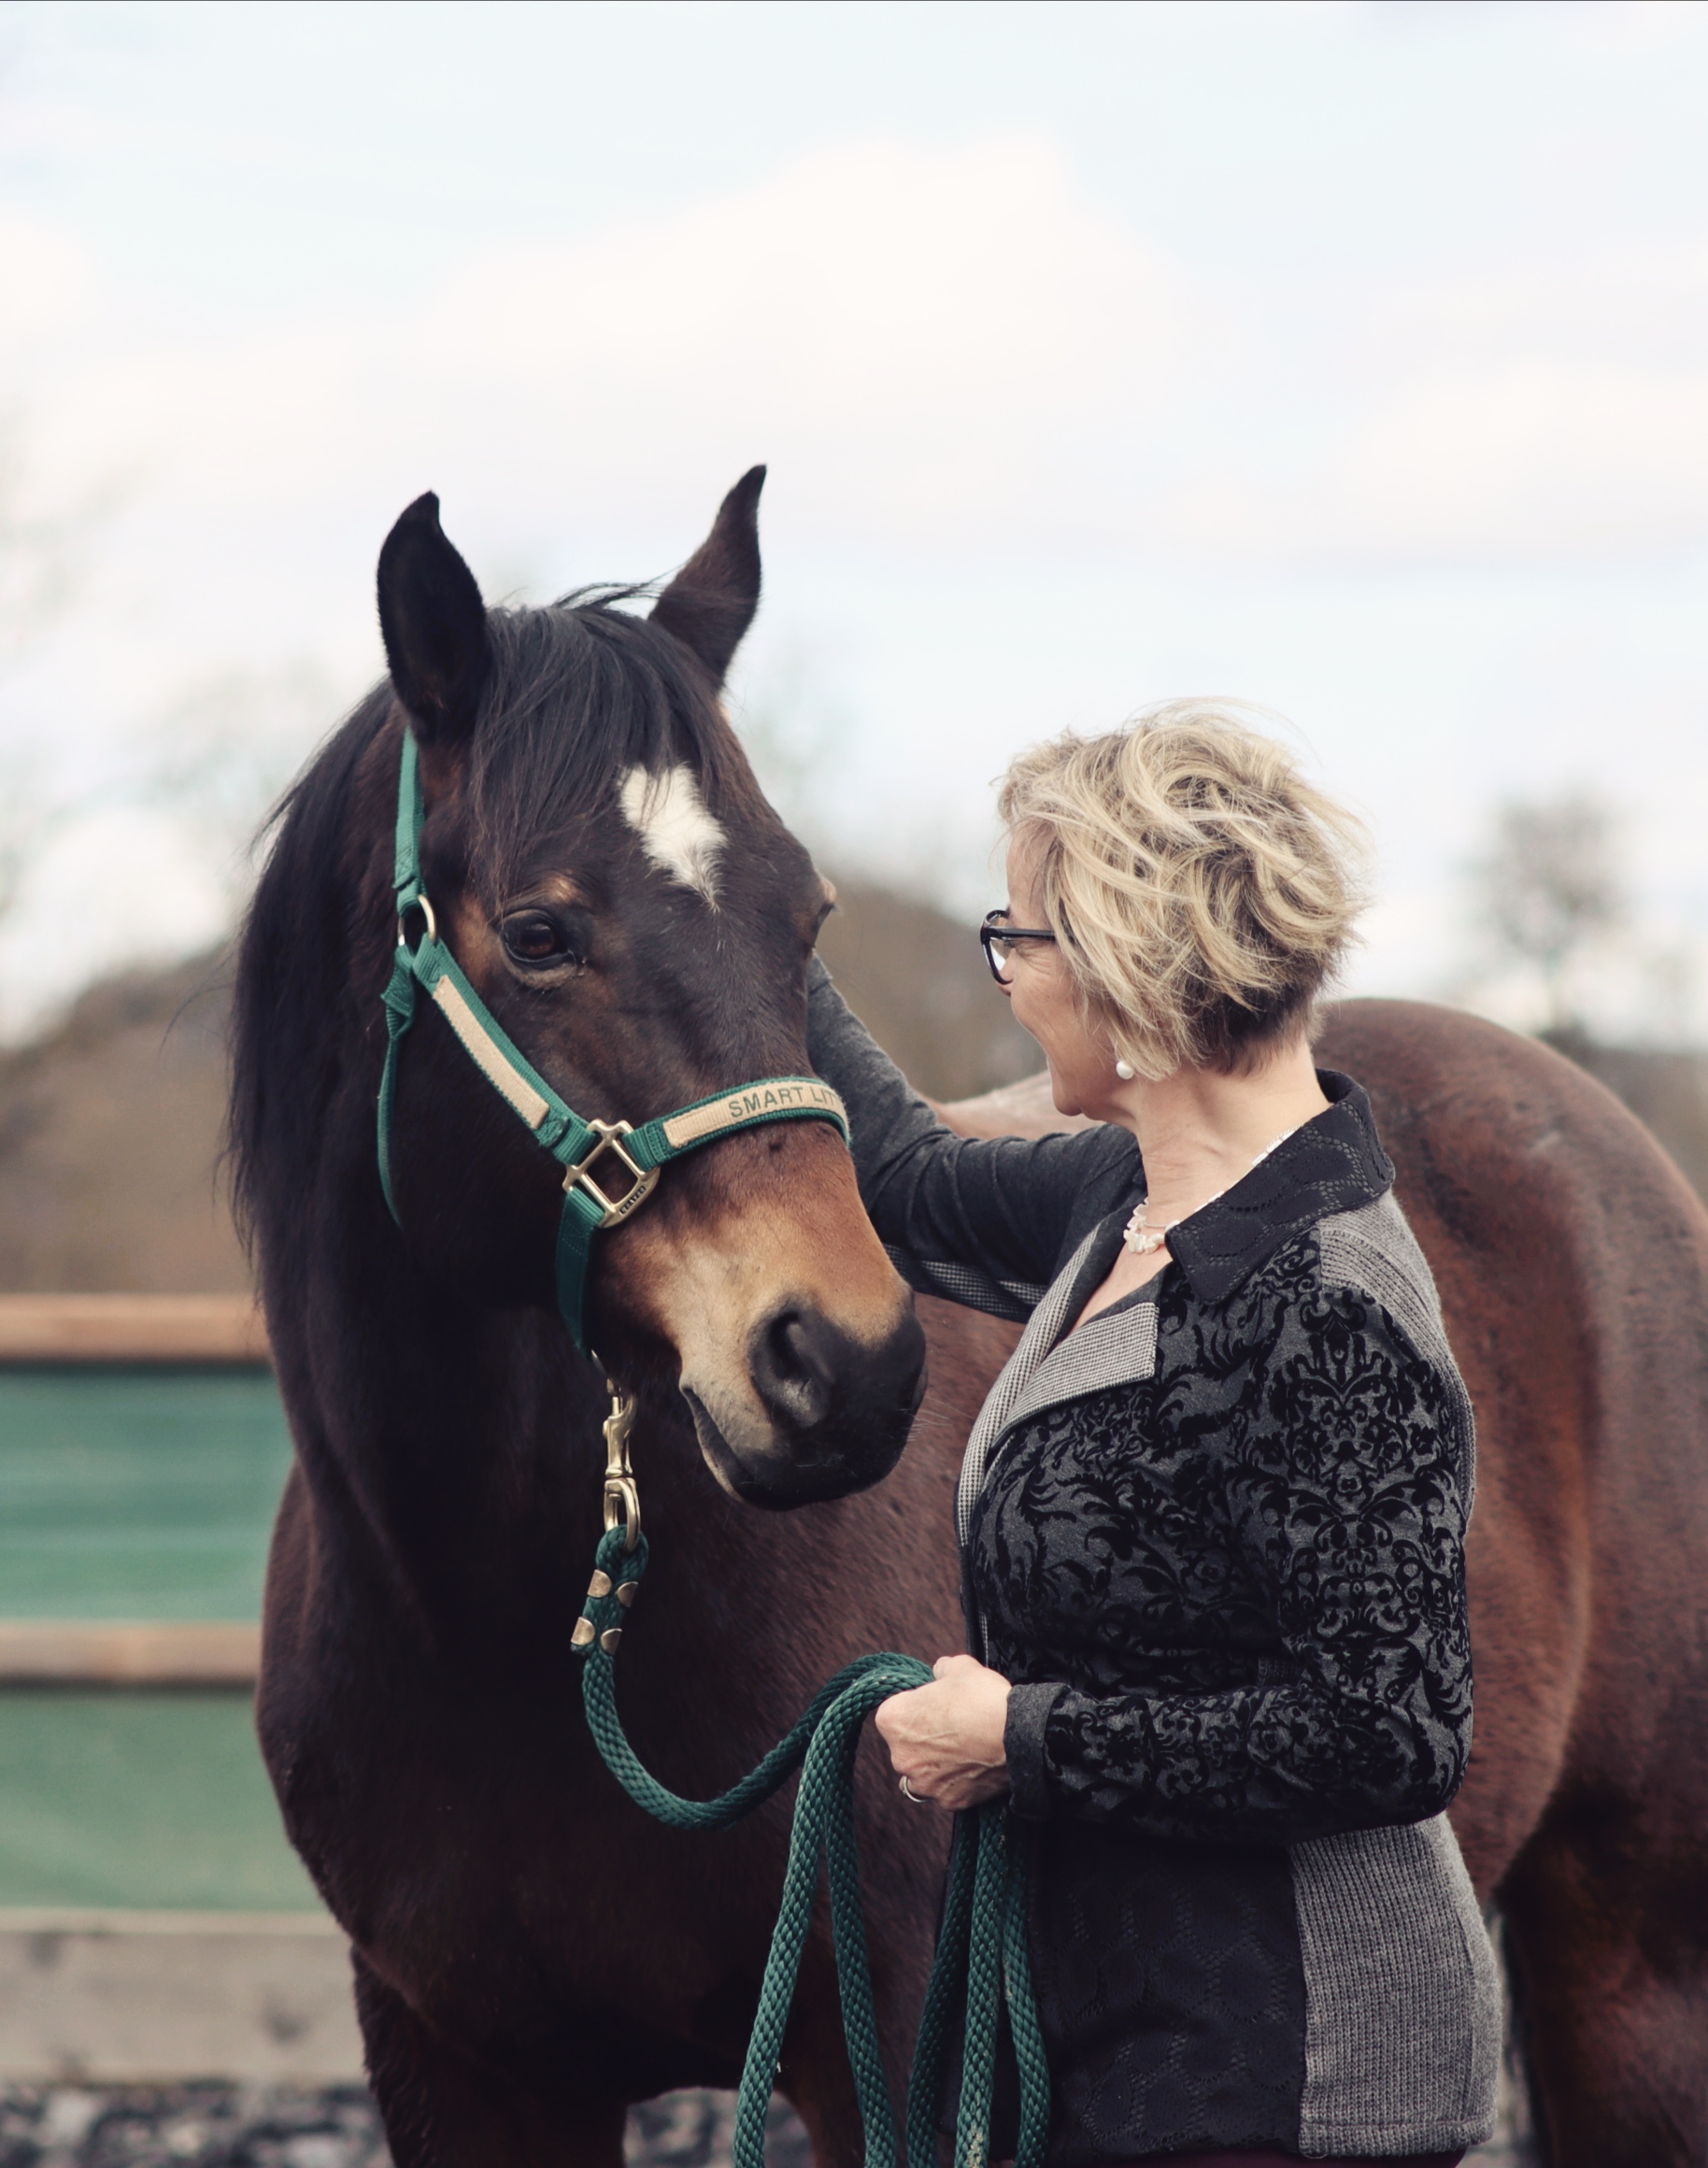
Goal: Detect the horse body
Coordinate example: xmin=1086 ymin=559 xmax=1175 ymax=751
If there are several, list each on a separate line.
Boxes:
xmin=235 ymin=475 xmax=975 ymax=2162
xmin=234 ymin=478 xmax=1708 ymax=2167
xmin=1318 ymin=1003 xmax=1708 ymax=2163
xmin=259 ymin=1297 xmax=981 ymax=2161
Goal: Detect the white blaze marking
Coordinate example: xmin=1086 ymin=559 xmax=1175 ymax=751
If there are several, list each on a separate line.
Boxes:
xmin=619 ymin=764 xmax=725 ymax=904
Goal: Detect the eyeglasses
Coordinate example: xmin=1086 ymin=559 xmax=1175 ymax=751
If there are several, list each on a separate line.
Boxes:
xmin=979 ymin=909 xmax=1058 ymax=986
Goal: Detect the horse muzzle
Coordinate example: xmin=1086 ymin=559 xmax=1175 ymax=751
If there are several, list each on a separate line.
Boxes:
xmin=680 ymin=1299 xmax=927 ymax=1508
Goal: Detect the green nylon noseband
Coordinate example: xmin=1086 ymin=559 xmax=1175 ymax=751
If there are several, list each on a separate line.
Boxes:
xmin=376 ymin=731 xmax=850 ymax=1351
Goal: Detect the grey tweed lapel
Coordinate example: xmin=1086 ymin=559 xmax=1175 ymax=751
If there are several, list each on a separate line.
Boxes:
xmin=992 ymin=1300 xmax=1160 ymax=1456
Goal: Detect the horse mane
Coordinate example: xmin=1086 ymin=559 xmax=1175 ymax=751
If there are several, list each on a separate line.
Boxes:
xmin=227 ymin=595 xmax=749 ymax=1270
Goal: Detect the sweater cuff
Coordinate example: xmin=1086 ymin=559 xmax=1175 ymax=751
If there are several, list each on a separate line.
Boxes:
xmin=1003 ymin=1681 xmax=1067 ymax=1820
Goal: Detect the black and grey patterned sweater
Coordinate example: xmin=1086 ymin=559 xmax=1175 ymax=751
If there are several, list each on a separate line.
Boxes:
xmin=806 ymin=962 xmax=1501 ymax=2164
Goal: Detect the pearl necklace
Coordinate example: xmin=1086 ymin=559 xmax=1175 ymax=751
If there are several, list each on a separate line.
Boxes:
xmin=1122 ymin=1126 xmax=1302 ymax=1257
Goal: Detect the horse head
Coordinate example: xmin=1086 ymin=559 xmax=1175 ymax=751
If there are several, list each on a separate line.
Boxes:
xmin=366 ymin=470 xmax=925 ymax=1507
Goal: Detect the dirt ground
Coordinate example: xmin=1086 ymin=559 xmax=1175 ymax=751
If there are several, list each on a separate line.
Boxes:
xmin=0 ymin=2086 xmax=814 ymax=2168
xmin=0 ymin=2081 xmax=1534 ymax=2166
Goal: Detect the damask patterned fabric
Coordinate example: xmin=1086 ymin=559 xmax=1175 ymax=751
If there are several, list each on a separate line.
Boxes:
xmin=805 ymin=964 xmax=1501 ymax=2162
xmin=983 ymin=1233 xmax=1473 ymax=1847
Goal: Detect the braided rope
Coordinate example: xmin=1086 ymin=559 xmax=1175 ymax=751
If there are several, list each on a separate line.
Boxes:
xmin=574 ymin=1526 xmax=1049 ymax=2168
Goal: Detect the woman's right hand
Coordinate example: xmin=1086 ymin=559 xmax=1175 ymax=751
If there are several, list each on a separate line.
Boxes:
xmin=875 ymin=1654 xmax=1012 ymax=1811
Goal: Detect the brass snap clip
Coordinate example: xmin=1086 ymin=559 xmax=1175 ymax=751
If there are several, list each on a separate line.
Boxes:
xmin=564 ymin=1120 xmax=662 ymax=1229
xmin=602 ymin=1388 xmax=641 ymax=1553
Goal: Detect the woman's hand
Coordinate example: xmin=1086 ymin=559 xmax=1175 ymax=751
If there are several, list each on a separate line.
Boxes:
xmin=875 ymin=1654 xmax=1012 ymax=1811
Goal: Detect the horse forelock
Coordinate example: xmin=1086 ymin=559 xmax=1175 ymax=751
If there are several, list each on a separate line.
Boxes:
xmin=462 ymin=599 xmax=754 ymax=907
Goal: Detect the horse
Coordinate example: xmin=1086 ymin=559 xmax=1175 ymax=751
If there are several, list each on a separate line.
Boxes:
xmin=230 ymin=472 xmax=1708 ymax=2168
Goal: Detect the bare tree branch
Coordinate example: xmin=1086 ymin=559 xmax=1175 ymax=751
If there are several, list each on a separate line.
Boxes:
xmin=1467 ymin=792 xmax=1625 ymax=1037
xmin=0 ymin=413 xmax=120 ymax=934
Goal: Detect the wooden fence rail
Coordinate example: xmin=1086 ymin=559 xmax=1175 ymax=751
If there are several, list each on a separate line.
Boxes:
xmin=0 ymin=1620 xmax=261 ymax=1686
xmin=0 ymin=1293 xmax=271 ymax=1364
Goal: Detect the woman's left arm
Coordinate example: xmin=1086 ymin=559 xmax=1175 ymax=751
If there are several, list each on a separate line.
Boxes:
xmin=998 ymin=1280 xmax=1475 ymax=1846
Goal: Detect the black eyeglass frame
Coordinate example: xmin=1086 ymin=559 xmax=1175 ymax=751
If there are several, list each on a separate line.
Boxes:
xmin=978 ymin=909 xmax=1059 ymax=986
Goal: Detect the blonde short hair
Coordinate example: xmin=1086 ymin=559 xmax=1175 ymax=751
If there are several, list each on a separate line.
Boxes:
xmin=997 ymin=702 xmax=1367 ymax=1080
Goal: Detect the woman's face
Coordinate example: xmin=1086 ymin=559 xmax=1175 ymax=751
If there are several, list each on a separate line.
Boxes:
xmin=1002 ymin=832 xmax=1125 ymax=1120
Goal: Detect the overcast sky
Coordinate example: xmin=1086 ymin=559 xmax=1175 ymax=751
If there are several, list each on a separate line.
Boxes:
xmin=2 ymin=0 xmax=1707 ymax=1034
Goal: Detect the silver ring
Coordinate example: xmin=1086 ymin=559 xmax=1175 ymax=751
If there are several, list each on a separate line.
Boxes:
xmin=899 ymin=1776 xmax=927 ymax=1804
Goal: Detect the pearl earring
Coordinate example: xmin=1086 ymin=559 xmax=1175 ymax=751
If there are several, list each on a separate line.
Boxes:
xmin=1115 ymin=1060 xmax=1135 ymax=1081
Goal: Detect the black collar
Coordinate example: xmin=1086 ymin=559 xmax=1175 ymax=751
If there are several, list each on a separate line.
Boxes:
xmin=1165 ymin=1070 xmax=1393 ymax=1303
xmin=1046 ymin=1071 xmax=1395 ymax=1336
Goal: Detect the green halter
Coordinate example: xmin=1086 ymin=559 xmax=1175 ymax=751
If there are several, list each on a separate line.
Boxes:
xmin=377 ymin=731 xmax=850 ymax=1352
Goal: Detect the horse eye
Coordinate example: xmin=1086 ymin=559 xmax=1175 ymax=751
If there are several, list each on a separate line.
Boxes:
xmin=502 ymin=911 xmax=576 ymax=965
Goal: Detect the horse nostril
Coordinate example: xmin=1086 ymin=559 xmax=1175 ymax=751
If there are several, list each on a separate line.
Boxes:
xmin=747 ymin=1303 xmax=928 ymax=1456
xmin=751 ymin=1307 xmax=837 ymax=1432
xmin=736 ymin=1302 xmax=928 ymax=1496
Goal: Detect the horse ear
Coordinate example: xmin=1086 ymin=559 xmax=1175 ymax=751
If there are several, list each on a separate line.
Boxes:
xmin=377 ymin=492 xmax=491 ymax=745
xmin=649 ymin=466 xmax=765 ymax=686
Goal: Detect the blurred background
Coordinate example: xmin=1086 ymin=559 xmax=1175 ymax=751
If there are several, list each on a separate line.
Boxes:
xmin=1 ymin=1 xmax=1704 ymax=2159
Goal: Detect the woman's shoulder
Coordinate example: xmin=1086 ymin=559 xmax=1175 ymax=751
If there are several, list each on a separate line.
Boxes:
xmin=1164 ymin=1074 xmax=1470 ymax=1418
xmin=1314 ymin=1188 xmax=1448 ymax=1359
xmin=1167 ymin=1068 xmax=1395 ymax=1308
xmin=1185 ymin=1191 xmax=1477 ymax=1501
xmin=1205 ymin=1179 xmax=1453 ymax=1375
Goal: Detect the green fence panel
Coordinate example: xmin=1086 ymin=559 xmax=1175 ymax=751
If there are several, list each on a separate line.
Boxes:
xmin=0 ymin=1367 xmax=318 ymax=1909
xmin=0 ymin=1366 xmax=291 ymax=1619
xmin=0 ymin=1690 xmax=320 ymax=1910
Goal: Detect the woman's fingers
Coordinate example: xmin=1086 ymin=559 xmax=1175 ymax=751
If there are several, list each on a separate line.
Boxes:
xmin=874 ymin=1663 xmax=1014 ymax=1808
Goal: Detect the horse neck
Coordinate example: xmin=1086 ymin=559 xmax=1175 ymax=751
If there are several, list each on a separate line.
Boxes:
xmin=264 ymin=1095 xmax=776 ymax=1668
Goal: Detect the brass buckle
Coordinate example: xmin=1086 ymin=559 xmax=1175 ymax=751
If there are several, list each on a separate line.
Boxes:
xmin=564 ymin=1120 xmax=661 ymax=1229
xmin=602 ymin=1390 xmax=641 ymax=1551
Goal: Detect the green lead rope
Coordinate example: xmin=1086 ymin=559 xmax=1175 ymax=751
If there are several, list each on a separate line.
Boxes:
xmin=575 ymin=1526 xmax=1051 ymax=2168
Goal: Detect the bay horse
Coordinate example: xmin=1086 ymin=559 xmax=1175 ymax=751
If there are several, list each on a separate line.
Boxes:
xmin=231 ymin=472 xmax=1708 ymax=2168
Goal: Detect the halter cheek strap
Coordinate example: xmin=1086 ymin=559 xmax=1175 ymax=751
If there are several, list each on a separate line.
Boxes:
xmin=377 ymin=731 xmax=849 ymax=1352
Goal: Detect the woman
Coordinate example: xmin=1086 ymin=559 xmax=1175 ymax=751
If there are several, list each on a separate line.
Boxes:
xmin=805 ymin=705 xmax=1501 ymax=2166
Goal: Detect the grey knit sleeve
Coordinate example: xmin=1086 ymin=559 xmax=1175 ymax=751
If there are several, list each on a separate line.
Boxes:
xmin=807 ymin=957 xmax=1138 ymax=1320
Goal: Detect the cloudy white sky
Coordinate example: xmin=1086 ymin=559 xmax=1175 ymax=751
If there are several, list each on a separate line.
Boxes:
xmin=2 ymin=0 xmax=1707 ymax=1034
